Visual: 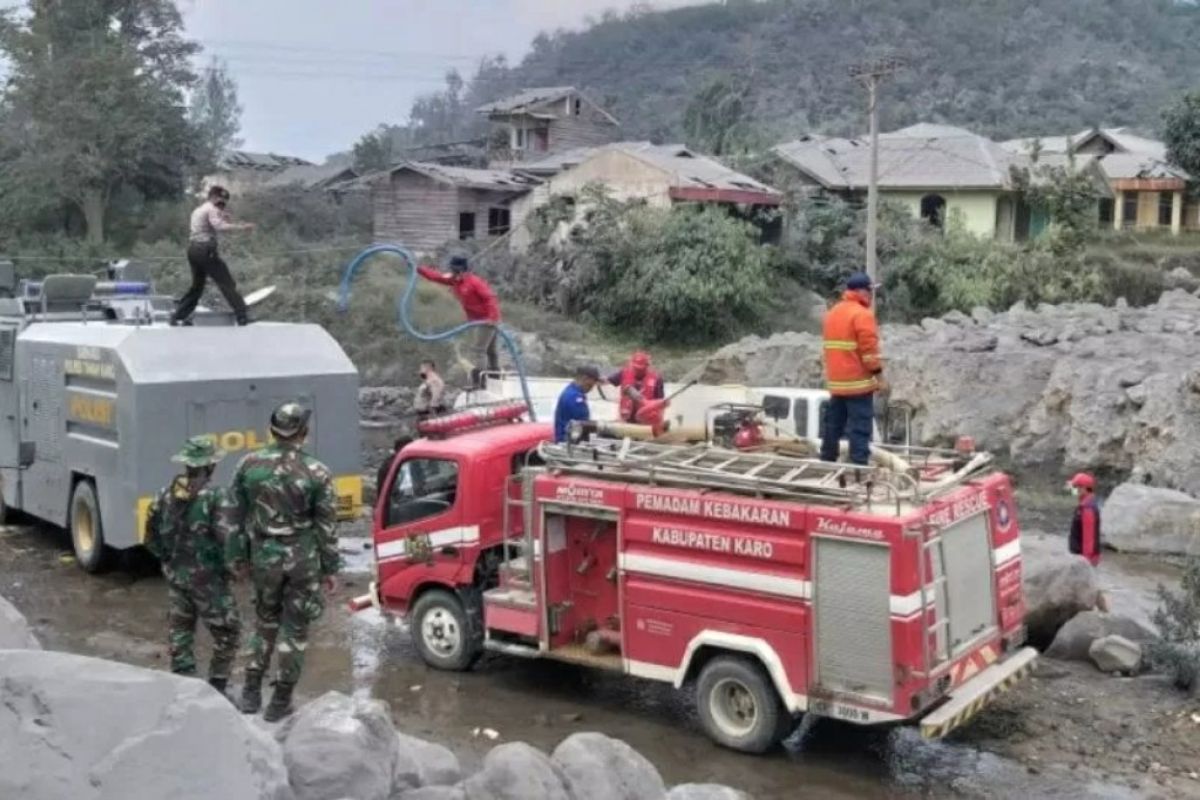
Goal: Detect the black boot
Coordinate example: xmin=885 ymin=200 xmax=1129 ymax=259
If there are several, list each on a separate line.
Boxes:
xmin=208 ymin=676 xmax=228 ymax=693
xmin=263 ymin=682 xmax=295 ymax=723
xmin=239 ymin=671 xmax=263 ymax=714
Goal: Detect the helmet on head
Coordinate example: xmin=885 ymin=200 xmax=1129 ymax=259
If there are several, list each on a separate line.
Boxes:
xmin=1069 ymin=472 xmax=1095 ymax=491
xmin=171 ymin=435 xmax=225 ymax=468
xmin=630 ymin=351 xmax=650 ymax=371
xmin=270 ymin=402 xmax=311 ymax=439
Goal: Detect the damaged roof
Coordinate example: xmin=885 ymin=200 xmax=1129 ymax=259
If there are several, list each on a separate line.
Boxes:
xmin=262 ymin=163 xmax=359 ymax=191
xmin=775 ymin=125 xmax=1019 ymax=190
xmin=357 ymin=162 xmax=539 ymax=193
xmin=219 ymin=151 xmax=313 ymax=171
xmin=1003 ymin=127 xmax=1188 ymax=182
xmin=477 ymin=86 xmax=619 ymax=126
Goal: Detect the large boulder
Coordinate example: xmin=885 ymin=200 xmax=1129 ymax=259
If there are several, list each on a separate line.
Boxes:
xmin=282 ymin=691 xmax=397 ymax=800
xmin=461 ymin=742 xmax=571 ymax=800
xmin=393 ymin=731 xmax=463 ymax=791
xmin=0 ymin=594 xmax=41 ymax=650
xmin=1020 ymin=533 xmax=1102 ymax=647
xmin=1089 ymin=635 xmax=1144 ymax=674
xmin=398 ymin=789 xmax=467 ymax=800
xmin=1045 ymin=610 xmax=1156 ymax=661
xmin=1102 ymin=482 xmax=1200 ymax=555
xmin=0 ymin=650 xmax=291 ymax=800
xmin=666 ymin=786 xmax=751 ymax=800
xmin=551 ymin=732 xmax=667 ymax=800
xmin=698 ymin=293 xmax=1200 ymax=495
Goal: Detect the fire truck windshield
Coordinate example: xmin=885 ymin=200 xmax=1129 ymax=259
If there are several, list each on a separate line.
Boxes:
xmin=385 ymin=458 xmax=460 ymax=525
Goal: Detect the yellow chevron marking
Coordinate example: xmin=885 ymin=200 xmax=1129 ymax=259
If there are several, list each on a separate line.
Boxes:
xmin=980 ymin=645 xmax=998 ymax=665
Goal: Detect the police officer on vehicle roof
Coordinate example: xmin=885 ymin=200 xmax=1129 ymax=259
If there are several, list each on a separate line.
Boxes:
xmin=173 ymin=185 xmax=256 ymax=327
xmin=145 ymin=436 xmax=240 ymax=700
xmin=227 ymin=402 xmax=339 ymax=722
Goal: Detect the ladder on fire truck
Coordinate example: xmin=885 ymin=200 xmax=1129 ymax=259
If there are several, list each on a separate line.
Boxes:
xmin=536 ymin=439 xmax=991 ymax=509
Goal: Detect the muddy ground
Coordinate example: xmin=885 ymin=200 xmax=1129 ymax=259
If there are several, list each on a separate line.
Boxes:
xmin=3 ymin=511 xmax=1198 ymax=800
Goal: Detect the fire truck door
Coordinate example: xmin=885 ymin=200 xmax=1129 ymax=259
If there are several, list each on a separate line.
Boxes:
xmin=375 ymin=457 xmax=466 ymax=567
xmin=564 ymin=515 xmax=619 ymax=641
xmin=813 ymin=537 xmax=893 ymax=702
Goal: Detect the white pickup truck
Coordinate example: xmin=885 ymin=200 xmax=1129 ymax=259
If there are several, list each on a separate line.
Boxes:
xmin=456 ymin=374 xmax=912 ymax=446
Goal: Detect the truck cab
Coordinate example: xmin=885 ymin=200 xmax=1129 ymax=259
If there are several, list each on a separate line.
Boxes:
xmin=372 ymin=411 xmax=550 ymax=666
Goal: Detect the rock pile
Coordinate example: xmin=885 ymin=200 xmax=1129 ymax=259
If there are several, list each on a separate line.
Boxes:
xmin=700 ymin=290 xmax=1200 ymax=498
xmin=0 ymin=595 xmax=750 ymax=800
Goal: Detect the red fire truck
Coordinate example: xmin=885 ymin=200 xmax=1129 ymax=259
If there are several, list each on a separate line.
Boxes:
xmin=357 ymin=403 xmax=1036 ymax=752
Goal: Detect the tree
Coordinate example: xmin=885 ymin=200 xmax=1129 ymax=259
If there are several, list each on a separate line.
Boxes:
xmin=1163 ymin=90 xmax=1200 ymax=183
xmin=682 ymin=76 xmax=760 ymax=156
xmin=352 ymin=129 xmax=395 ymax=173
xmin=1009 ymin=151 xmax=1101 ymax=254
xmin=0 ymin=0 xmax=200 ymax=243
xmin=189 ymin=58 xmax=242 ymax=183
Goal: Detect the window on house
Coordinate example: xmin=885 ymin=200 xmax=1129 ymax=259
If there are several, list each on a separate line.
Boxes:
xmin=458 ymin=212 xmax=476 ymax=240
xmin=920 ymin=194 xmax=947 ymax=230
xmin=514 ymin=128 xmax=526 ymax=149
xmin=574 ymin=98 xmax=582 ymax=116
xmin=1159 ymin=192 xmax=1174 ymax=227
xmin=1098 ymin=198 xmax=1114 ymax=226
xmin=1122 ymin=193 xmax=1138 ymax=229
xmin=488 ymin=207 xmax=511 ymax=236
xmin=533 ymin=128 xmax=549 ymax=152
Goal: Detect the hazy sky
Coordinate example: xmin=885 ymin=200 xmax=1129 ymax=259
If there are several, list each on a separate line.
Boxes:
xmin=180 ymin=1 xmax=704 ymax=161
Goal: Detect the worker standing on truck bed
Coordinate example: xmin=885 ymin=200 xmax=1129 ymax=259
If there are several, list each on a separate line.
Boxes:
xmin=173 ymin=185 xmax=255 ymax=326
xmin=608 ymin=351 xmax=664 ymax=424
xmin=417 ymin=256 xmax=501 ymax=386
xmin=145 ymin=437 xmax=240 ymax=700
xmin=820 ymin=271 xmax=886 ymax=466
xmin=228 ymin=402 xmax=339 ymax=722
xmin=1068 ymin=472 xmax=1102 ymax=566
xmin=555 ymin=365 xmax=600 ymax=443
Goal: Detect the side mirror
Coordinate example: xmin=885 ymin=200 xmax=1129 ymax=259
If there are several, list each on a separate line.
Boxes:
xmin=18 ymin=441 xmax=35 ymax=467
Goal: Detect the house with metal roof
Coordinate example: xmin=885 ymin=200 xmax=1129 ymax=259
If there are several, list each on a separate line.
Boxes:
xmin=1002 ymin=128 xmax=1195 ymax=234
xmin=358 ymin=162 xmax=540 ymax=254
xmin=202 ymin=150 xmax=315 ymax=196
xmin=773 ymin=124 xmax=1110 ymax=241
xmin=508 ymin=142 xmax=782 ymax=252
xmin=478 ymin=86 xmax=620 ymax=167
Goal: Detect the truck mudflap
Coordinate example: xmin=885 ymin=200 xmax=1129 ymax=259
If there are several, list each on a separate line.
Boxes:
xmin=919 ymin=646 xmax=1038 ymax=739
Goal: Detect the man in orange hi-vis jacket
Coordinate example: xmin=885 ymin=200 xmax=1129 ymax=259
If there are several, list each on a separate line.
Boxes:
xmin=820 ymin=272 xmax=885 ymax=466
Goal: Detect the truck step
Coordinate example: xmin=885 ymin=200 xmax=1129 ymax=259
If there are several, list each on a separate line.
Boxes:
xmin=484 ymin=587 xmax=536 ymax=609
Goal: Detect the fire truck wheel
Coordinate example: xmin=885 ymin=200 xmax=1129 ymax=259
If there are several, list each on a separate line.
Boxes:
xmin=696 ymin=656 xmax=788 ymax=754
xmin=70 ymin=479 xmax=111 ymax=574
xmin=411 ymin=589 xmax=478 ymax=671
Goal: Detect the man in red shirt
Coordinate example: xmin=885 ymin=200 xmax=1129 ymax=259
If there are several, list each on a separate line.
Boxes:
xmin=417 ymin=256 xmax=501 ymax=386
xmin=1068 ymin=472 xmax=1101 ymax=567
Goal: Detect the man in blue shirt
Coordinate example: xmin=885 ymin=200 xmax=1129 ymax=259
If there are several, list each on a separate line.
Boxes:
xmin=554 ymin=366 xmax=601 ymax=443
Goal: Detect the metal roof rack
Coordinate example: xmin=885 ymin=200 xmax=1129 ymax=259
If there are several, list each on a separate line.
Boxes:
xmin=537 ymin=439 xmax=993 ymax=512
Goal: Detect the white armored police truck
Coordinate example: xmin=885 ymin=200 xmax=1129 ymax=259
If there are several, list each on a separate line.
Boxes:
xmin=0 ymin=263 xmax=362 ymax=572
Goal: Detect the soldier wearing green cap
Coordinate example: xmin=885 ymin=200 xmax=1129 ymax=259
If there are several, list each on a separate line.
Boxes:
xmin=145 ymin=436 xmax=240 ymax=697
xmin=227 ymin=401 xmax=339 ymax=722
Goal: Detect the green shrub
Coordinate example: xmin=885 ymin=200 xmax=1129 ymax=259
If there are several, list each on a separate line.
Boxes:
xmin=1149 ymin=558 xmax=1200 ymax=692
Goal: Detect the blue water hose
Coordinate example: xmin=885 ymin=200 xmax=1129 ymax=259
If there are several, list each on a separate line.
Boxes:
xmin=337 ymin=244 xmax=538 ymax=422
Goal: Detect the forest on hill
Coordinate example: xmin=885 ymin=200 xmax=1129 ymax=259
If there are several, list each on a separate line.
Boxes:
xmin=372 ymin=0 xmax=1200 ymax=155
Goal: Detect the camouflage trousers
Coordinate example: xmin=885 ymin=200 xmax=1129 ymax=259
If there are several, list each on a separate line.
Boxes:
xmin=246 ymin=535 xmax=326 ymax=686
xmin=167 ymin=581 xmax=241 ymax=680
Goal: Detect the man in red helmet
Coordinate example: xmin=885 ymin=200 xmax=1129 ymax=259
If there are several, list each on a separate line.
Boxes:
xmin=1068 ymin=472 xmax=1101 ymax=566
xmin=608 ymin=351 xmax=664 ymax=424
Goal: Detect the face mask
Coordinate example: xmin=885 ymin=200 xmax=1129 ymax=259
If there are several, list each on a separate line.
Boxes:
xmin=1068 ymin=486 xmax=1080 ymax=497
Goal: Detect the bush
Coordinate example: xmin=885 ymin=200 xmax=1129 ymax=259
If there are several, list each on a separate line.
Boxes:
xmin=518 ymin=186 xmax=773 ymax=344
xmin=1148 ymin=558 xmax=1200 ymax=692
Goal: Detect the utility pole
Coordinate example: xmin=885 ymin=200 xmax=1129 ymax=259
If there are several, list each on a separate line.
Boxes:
xmin=849 ymin=57 xmax=905 ymax=284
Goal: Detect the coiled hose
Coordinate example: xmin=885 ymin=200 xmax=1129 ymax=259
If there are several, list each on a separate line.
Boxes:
xmin=337 ymin=243 xmax=537 ymax=421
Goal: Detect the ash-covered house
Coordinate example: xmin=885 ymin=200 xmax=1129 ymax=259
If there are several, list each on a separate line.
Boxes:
xmin=478 ymin=87 xmax=621 ymax=167
xmin=201 ymin=151 xmax=313 ymax=196
xmin=361 ymin=162 xmax=540 ymax=255
xmin=508 ymin=142 xmax=783 ymax=251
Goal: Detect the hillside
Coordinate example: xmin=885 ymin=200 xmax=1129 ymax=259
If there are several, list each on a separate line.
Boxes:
xmin=396 ymin=0 xmax=1200 ymax=149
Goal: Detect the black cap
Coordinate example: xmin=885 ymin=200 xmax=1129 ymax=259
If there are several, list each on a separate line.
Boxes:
xmin=448 ymin=255 xmax=470 ymax=273
xmin=576 ymin=365 xmax=601 ymax=381
xmin=846 ymin=272 xmax=874 ymax=290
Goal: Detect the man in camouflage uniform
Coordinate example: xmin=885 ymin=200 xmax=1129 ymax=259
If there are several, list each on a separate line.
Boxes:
xmin=145 ymin=436 xmax=240 ymax=697
xmin=228 ymin=402 xmax=339 ymax=722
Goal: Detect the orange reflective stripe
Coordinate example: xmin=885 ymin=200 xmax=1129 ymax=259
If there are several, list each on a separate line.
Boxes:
xmin=827 ymin=378 xmax=877 ymax=390
xmin=824 ymin=341 xmax=858 ymax=351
